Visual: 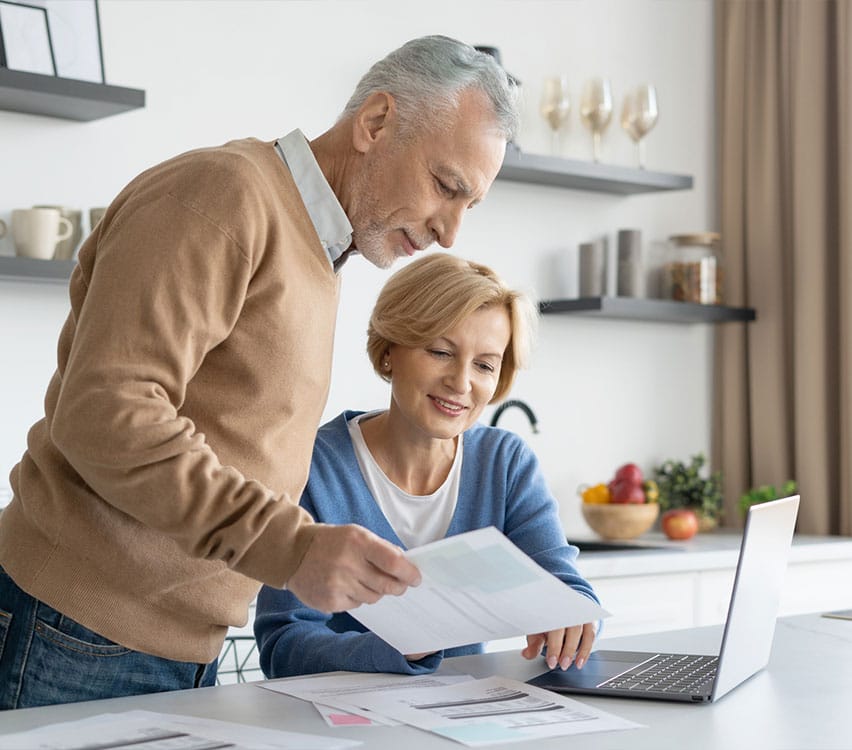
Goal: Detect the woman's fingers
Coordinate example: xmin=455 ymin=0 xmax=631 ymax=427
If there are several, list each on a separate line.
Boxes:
xmin=574 ymin=622 xmax=597 ymax=669
xmin=522 ymin=633 xmax=547 ymax=660
xmin=535 ymin=622 xmax=598 ymax=670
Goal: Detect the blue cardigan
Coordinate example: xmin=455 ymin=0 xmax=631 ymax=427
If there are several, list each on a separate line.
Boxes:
xmin=255 ymin=411 xmax=597 ymax=678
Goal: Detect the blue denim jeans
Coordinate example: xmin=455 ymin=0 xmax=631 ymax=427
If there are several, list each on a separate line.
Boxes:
xmin=0 ymin=566 xmax=217 ymax=709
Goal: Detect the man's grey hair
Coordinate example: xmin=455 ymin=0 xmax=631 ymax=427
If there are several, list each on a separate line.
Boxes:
xmin=341 ymin=35 xmax=520 ymax=142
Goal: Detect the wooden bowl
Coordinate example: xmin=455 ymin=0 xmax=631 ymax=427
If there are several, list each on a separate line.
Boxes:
xmin=581 ymin=502 xmax=660 ymax=541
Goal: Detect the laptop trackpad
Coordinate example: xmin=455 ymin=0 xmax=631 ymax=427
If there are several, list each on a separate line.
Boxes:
xmin=527 ymin=650 xmax=656 ymax=691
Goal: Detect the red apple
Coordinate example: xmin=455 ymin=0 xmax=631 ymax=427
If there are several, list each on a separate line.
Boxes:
xmin=614 ymin=463 xmax=643 ymax=486
xmin=609 ymin=478 xmax=646 ymax=504
xmin=661 ymin=508 xmax=699 ymax=540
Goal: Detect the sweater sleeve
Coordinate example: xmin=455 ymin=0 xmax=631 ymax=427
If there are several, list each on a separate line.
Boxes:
xmin=254 ymin=585 xmax=443 ymax=678
xmin=49 ymin=184 xmax=316 ymax=587
xmin=500 ymin=436 xmax=599 ymax=605
xmin=254 ymin=459 xmax=443 ymax=678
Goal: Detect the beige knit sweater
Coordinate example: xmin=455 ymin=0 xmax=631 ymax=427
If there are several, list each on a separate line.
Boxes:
xmin=0 ymin=138 xmax=339 ymax=662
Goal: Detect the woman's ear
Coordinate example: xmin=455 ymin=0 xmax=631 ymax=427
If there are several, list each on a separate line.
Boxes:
xmin=352 ymin=92 xmax=396 ymax=154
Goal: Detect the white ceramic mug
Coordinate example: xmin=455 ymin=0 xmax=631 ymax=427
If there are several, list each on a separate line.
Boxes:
xmin=34 ymin=205 xmax=83 ymax=260
xmin=11 ymin=208 xmax=73 ymax=260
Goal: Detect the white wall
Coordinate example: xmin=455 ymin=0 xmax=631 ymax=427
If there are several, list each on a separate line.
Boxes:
xmin=0 ymin=0 xmax=716 ymax=536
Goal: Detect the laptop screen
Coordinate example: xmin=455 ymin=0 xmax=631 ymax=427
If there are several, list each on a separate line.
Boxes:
xmin=712 ymin=495 xmax=799 ymax=700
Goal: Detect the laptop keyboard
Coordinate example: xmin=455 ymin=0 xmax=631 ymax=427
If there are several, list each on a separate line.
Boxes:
xmin=599 ymin=653 xmax=719 ymax=695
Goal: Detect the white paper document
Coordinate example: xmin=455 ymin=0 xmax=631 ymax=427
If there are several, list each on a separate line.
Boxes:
xmin=351 ymin=675 xmax=644 ymax=746
xmin=259 ymin=672 xmax=473 ymax=724
xmin=0 ymin=709 xmax=362 ymax=750
xmin=347 ymin=526 xmax=609 ymax=654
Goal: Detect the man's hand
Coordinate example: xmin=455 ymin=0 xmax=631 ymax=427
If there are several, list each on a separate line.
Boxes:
xmin=286 ymin=524 xmax=421 ymax=613
xmin=521 ymin=622 xmax=597 ymax=670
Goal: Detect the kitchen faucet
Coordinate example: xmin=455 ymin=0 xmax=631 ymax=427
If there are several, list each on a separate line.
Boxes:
xmin=489 ymin=399 xmax=539 ymax=434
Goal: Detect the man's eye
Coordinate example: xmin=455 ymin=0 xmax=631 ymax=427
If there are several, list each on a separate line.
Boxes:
xmin=435 ymin=178 xmax=455 ymax=197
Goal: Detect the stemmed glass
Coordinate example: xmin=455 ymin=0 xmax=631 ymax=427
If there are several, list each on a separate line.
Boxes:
xmin=621 ymin=84 xmax=659 ymax=168
xmin=539 ymin=76 xmax=571 ymax=154
xmin=579 ymin=77 xmax=613 ymax=162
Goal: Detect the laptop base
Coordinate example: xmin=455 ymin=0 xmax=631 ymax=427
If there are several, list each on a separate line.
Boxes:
xmin=528 ymin=650 xmax=714 ymax=703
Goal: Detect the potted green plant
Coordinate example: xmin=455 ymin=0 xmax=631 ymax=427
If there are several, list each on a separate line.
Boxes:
xmin=739 ymin=480 xmax=797 ymax=518
xmin=653 ymin=453 xmax=724 ymax=531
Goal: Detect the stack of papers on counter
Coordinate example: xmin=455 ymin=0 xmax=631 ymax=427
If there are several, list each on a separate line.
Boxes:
xmin=262 ymin=673 xmax=643 ymax=746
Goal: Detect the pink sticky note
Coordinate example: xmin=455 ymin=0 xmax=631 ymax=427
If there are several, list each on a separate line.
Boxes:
xmin=329 ymin=713 xmax=373 ymax=726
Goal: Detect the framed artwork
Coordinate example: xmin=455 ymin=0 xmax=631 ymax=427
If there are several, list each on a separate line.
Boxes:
xmin=26 ymin=0 xmax=104 ymax=82
xmin=0 ymin=1 xmax=57 ymax=75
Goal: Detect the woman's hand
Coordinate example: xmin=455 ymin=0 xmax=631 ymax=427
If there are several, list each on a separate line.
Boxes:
xmin=521 ymin=622 xmax=596 ymax=670
xmin=405 ymin=651 xmax=437 ymax=661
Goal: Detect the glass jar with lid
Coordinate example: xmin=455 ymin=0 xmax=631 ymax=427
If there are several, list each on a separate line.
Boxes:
xmin=663 ymin=232 xmax=722 ymax=304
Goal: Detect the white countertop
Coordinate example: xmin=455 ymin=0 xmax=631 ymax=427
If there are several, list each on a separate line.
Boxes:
xmin=571 ymin=530 xmax=852 ymax=578
xmin=4 ymin=614 xmax=849 ymax=749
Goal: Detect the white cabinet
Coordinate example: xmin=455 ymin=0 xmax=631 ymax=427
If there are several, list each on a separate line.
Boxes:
xmin=223 ymin=533 xmax=852 ymax=669
xmin=693 ymin=568 xmax=738 ymax=625
xmin=578 ymin=533 xmax=852 ymax=639
xmin=779 ymin=559 xmax=852 ymax=615
xmin=586 ymin=568 xmax=738 ymax=640
xmin=590 ymin=572 xmax=698 ymax=639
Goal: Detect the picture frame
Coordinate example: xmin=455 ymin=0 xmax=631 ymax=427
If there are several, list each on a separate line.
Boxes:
xmin=26 ymin=0 xmax=105 ymax=83
xmin=0 ymin=0 xmax=57 ymax=76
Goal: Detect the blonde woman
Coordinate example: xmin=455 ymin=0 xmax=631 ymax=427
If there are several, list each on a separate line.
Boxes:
xmin=255 ymin=253 xmax=598 ymax=677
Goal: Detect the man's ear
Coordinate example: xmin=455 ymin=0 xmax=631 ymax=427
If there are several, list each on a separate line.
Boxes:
xmin=352 ymin=92 xmax=396 ymax=154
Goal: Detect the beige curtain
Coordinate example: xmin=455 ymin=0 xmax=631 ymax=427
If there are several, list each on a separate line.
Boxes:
xmin=714 ymin=0 xmax=852 ymax=534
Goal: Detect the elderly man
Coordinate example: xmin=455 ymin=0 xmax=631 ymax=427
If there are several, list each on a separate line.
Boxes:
xmin=0 ymin=35 xmax=519 ymax=709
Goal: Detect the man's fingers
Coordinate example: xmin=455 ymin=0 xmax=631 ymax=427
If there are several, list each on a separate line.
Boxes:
xmin=364 ymin=536 xmax=422 ymax=587
xmin=286 ymin=524 xmax=420 ymax=613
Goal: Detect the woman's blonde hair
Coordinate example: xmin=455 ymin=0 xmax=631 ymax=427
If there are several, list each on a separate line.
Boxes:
xmin=367 ymin=253 xmax=537 ymax=403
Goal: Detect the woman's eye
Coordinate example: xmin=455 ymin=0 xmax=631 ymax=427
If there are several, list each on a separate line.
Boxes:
xmin=429 ymin=349 xmax=451 ymax=358
xmin=476 ymin=362 xmax=496 ymax=373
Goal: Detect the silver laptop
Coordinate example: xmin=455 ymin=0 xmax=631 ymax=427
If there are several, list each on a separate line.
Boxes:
xmin=528 ymin=495 xmax=799 ymax=703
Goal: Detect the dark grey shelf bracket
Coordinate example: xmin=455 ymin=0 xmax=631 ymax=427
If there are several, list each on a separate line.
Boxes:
xmin=539 ymin=296 xmax=756 ymax=324
xmin=0 ymin=68 xmax=145 ymax=121
xmin=0 ymin=256 xmax=74 ymax=284
xmin=498 ymin=145 xmax=693 ymax=195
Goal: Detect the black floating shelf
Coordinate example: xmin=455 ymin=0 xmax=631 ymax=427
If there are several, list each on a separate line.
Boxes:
xmin=539 ymin=297 xmax=756 ymax=324
xmin=0 ymin=256 xmax=75 ymax=284
xmin=498 ymin=145 xmax=693 ymax=195
xmin=0 ymin=68 xmax=145 ymax=121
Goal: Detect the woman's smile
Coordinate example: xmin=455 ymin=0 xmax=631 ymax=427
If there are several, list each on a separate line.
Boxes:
xmin=429 ymin=395 xmax=467 ymax=415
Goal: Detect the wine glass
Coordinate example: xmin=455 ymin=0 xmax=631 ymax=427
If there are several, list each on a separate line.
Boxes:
xmin=539 ymin=76 xmax=571 ymax=154
xmin=579 ymin=77 xmax=613 ymax=162
xmin=621 ymin=84 xmax=659 ymax=168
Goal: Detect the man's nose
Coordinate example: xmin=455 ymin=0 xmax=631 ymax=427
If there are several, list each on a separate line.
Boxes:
xmin=431 ymin=204 xmax=466 ymax=248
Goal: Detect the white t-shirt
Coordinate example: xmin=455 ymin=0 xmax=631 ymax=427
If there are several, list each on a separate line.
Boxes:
xmin=348 ymin=411 xmax=461 ymax=549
